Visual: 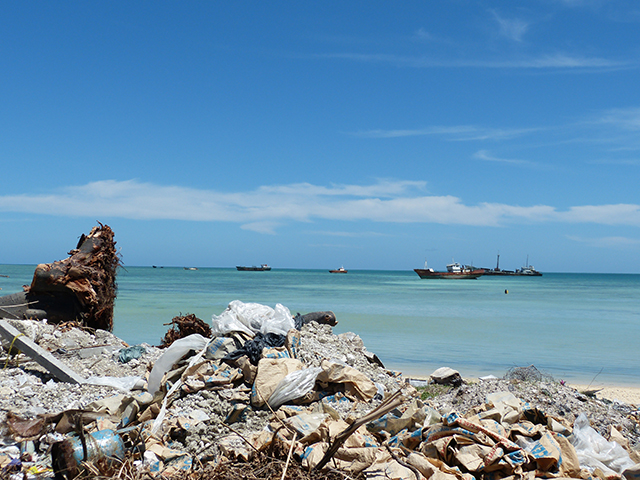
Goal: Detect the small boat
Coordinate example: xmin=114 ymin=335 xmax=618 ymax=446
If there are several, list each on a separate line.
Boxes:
xmin=414 ymin=260 xmax=484 ymax=279
xmin=515 ymin=259 xmax=542 ymax=276
xmin=236 ymin=264 xmax=271 ymax=271
xmin=329 ymin=266 xmax=348 ymax=274
xmin=184 ymin=267 xmax=198 ymax=270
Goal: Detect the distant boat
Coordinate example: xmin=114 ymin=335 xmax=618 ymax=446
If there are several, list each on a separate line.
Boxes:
xmin=414 ymin=260 xmax=484 ymax=280
xmin=514 ymin=257 xmax=542 ymax=276
xmin=236 ymin=264 xmax=271 ymax=271
xmin=184 ymin=267 xmax=198 ymax=270
xmin=481 ymin=254 xmax=542 ymax=276
xmin=329 ymin=266 xmax=347 ymax=274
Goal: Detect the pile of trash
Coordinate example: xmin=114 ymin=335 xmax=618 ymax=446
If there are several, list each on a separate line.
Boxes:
xmin=1 ymin=300 xmax=639 ymax=480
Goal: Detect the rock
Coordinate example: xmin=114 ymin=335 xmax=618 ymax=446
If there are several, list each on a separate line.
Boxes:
xmin=429 ymin=367 xmax=463 ymax=387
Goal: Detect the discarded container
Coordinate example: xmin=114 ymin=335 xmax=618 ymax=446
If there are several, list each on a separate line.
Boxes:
xmin=69 ymin=429 xmax=124 ymax=464
xmin=52 ymin=429 xmax=125 ymax=477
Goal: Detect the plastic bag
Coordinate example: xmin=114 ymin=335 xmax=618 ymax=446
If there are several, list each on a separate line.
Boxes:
xmin=268 ymin=366 xmax=323 ymax=409
xmin=118 ymin=345 xmax=146 ymax=363
xmin=570 ymin=413 xmax=635 ymax=476
xmin=263 ymin=303 xmax=295 ymax=335
xmin=85 ymin=376 xmax=144 ymax=391
xmin=211 ymin=300 xmax=294 ymax=337
xmin=211 ymin=307 xmax=254 ymax=337
xmin=147 ymin=334 xmax=209 ymax=395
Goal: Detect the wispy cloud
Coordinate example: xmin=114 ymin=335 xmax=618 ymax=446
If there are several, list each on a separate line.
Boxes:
xmin=1 ymin=179 xmax=640 ymax=231
xmin=413 ymin=28 xmax=433 ymax=41
xmin=473 ymin=150 xmax=534 ymax=165
xmin=352 ymin=125 xmax=538 ymax=141
xmin=305 ymin=230 xmax=391 ymax=238
xmin=318 ymin=52 xmax=628 ymax=70
xmin=586 ymin=158 xmax=640 ymax=165
xmin=566 ymin=235 xmax=640 ymax=247
xmin=355 ymin=105 xmax=640 ymax=157
xmin=491 ymin=11 xmax=529 ymax=42
xmin=597 ymin=107 xmax=640 ymax=131
xmin=558 ymin=204 xmax=640 ymax=225
xmin=257 ymin=180 xmax=426 ymax=197
xmin=240 ymin=221 xmax=281 ymax=235
xmin=575 ymin=107 xmax=640 ymax=151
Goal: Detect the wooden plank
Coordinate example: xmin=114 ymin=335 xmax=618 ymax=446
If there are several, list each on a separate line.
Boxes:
xmin=0 ymin=319 xmax=85 ymax=384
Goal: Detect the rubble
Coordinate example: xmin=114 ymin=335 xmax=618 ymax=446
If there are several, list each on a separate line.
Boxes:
xmin=0 ymin=301 xmax=639 ymax=480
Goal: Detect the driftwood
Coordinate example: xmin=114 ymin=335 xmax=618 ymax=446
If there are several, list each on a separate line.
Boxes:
xmin=0 ymin=223 xmax=120 ymax=331
xmin=313 ymin=388 xmax=407 ymax=472
xmin=160 ymin=313 xmax=212 ymax=347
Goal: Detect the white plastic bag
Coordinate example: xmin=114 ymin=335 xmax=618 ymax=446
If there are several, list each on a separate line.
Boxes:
xmin=570 ymin=413 xmax=635 ymax=476
xmin=211 ymin=300 xmax=294 ymax=337
xmin=84 ymin=376 xmax=144 ymax=391
xmin=210 ymin=306 xmax=254 ymax=337
xmin=268 ymin=366 xmax=323 ymax=409
xmin=147 ymin=334 xmax=209 ymax=395
xmin=261 ymin=303 xmax=295 ymax=336
xmin=150 ymin=338 xmax=210 ymax=436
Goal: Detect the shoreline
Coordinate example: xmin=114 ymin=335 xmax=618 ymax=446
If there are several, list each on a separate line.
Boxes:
xmin=567 ymin=383 xmax=640 ymax=406
xmin=406 ymin=373 xmax=640 ymax=406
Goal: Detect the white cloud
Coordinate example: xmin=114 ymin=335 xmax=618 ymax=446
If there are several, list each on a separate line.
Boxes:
xmin=473 ymin=150 xmax=533 ymax=165
xmin=414 ymin=28 xmax=433 ymax=41
xmin=353 ymin=126 xmax=537 ymax=141
xmin=567 ymin=235 xmax=640 ymax=247
xmin=306 ymin=230 xmax=391 ymax=238
xmin=587 ymin=158 xmax=640 ymax=165
xmin=319 ymin=52 xmax=627 ymax=70
xmin=559 ymin=204 xmax=640 ymax=225
xmin=257 ymin=180 xmax=426 ymax=197
xmin=491 ymin=11 xmax=529 ymax=42
xmin=597 ymin=107 xmax=640 ymax=131
xmin=1 ymin=180 xmax=640 ymax=231
xmin=240 ymin=221 xmax=281 ymax=234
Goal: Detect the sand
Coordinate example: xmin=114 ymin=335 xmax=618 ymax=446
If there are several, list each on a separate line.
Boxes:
xmin=568 ymin=383 xmax=640 ymax=406
xmin=411 ymin=374 xmax=640 ymax=406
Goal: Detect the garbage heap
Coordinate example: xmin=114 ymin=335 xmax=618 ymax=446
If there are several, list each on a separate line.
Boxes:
xmin=1 ymin=300 xmax=639 ymax=480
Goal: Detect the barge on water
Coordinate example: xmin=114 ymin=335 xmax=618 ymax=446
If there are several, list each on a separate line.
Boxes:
xmin=414 ymin=261 xmax=484 ymax=280
xmin=481 ymin=255 xmax=542 ymax=276
xmin=236 ymin=264 xmax=272 ymax=271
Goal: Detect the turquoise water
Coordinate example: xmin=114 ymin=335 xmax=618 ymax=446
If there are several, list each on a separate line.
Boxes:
xmin=1 ymin=265 xmax=638 ymax=386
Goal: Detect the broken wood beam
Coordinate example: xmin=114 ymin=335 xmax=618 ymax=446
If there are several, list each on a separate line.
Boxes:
xmin=0 ymin=319 xmax=85 ymax=384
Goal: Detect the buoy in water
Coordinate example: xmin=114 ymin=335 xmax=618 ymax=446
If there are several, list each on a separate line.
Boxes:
xmin=504 ymin=289 xmax=509 ymax=294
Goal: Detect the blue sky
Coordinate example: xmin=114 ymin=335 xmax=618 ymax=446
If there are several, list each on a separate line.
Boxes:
xmin=1 ymin=1 xmax=640 ymax=273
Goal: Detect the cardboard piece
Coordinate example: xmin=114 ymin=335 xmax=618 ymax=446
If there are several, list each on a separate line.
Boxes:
xmin=251 ymin=358 xmax=303 ymax=407
xmin=317 ymin=359 xmax=377 ymax=401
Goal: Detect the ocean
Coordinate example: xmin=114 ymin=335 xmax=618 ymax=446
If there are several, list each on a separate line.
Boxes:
xmin=1 ymin=265 xmax=638 ymax=386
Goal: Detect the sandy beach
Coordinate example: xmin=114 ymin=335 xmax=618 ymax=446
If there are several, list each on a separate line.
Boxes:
xmin=568 ymin=383 xmax=640 ymax=406
xmin=410 ymin=374 xmax=640 ymax=406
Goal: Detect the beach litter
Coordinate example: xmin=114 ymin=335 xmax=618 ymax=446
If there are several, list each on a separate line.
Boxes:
xmin=0 ymin=225 xmax=639 ymax=479
xmin=1 ymin=304 xmax=639 ymax=480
